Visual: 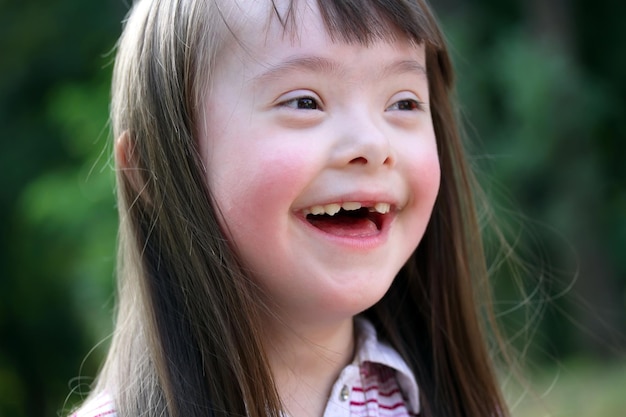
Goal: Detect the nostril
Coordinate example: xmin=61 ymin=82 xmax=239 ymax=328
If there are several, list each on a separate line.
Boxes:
xmin=349 ymin=157 xmax=368 ymax=164
xmin=349 ymin=156 xmax=392 ymax=165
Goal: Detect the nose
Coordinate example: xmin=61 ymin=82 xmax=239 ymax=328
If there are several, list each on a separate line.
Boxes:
xmin=331 ymin=113 xmax=395 ymax=170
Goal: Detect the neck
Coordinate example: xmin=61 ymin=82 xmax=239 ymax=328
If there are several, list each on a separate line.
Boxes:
xmin=263 ymin=316 xmax=356 ymax=417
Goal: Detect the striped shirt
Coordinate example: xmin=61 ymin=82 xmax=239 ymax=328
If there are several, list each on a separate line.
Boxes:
xmin=323 ymin=317 xmax=419 ymax=416
xmin=72 ymin=317 xmax=420 ymax=417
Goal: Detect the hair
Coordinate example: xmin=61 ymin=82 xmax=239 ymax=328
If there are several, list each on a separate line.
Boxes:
xmin=88 ymin=0 xmax=511 ymax=416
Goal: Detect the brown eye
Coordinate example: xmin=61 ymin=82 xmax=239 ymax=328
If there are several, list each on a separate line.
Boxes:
xmin=280 ymin=96 xmax=321 ymax=110
xmin=388 ymin=99 xmax=423 ymax=111
xmin=293 ymin=97 xmax=318 ymax=110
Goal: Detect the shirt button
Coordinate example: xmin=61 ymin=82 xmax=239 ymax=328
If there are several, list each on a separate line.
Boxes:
xmin=340 ymin=384 xmax=350 ymax=401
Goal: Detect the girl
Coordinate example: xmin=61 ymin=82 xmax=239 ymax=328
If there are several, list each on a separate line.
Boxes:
xmin=73 ymin=0 xmax=510 ymax=416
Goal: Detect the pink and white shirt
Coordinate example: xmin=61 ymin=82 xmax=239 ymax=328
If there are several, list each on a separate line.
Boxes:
xmin=323 ymin=317 xmax=419 ymax=416
xmin=72 ymin=318 xmax=420 ymax=417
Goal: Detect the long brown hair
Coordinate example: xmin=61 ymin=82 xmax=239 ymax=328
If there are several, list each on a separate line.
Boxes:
xmin=90 ymin=0 xmax=510 ymax=416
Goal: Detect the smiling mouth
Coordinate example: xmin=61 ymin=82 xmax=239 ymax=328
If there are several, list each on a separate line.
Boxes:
xmin=303 ymin=202 xmax=390 ymax=237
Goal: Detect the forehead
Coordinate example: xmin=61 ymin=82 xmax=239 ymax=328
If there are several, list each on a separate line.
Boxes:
xmin=225 ymin=0 xmax=323 ymax=49
xmin=214 ymin=2 xmax=426 ymax=82
xmin=220 ymin=0 xmax=422 ymax=51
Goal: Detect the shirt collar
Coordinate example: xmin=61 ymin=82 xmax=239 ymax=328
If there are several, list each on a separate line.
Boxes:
xmin=352 ymin=317 xmax=420 ymax=414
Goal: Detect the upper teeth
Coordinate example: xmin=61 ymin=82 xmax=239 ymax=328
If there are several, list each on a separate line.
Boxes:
xmin=303 ymin=202 xmax=390 ymax=216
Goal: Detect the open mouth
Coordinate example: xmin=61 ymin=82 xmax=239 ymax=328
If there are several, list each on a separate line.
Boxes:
xmin=303 ymin=202 xmax=390 ymax=238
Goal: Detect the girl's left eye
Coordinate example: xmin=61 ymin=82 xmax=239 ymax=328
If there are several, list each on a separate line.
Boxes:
xmin=386 ymin=99 xmax=424 ymax=111
xmin=280 ymin=96 xmax=320 ymax=110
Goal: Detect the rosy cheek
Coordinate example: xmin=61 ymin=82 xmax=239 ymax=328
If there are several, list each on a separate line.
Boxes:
xmin=249 ymin=149 xmax=312 ymax=201
xmin=405 ymin=139 xmax=440 ymax=187
xmin=213 ymin=147 xmax=312 ymax=237
xmin=423 ymin=156 xmax=441 ymax=194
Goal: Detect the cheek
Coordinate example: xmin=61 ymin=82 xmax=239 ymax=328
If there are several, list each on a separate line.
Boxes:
xmin=207 ymin=148 xmax=317 ymax=294
xmin=420 ymin=154 xmax=441 ymax=199
xmin=208 ymin=144 xmax=313 ymax=248
xmin=406 ymin=137 xmax=441 ymax=203
xmin=214 ymin=148 xmax=309 ymax=210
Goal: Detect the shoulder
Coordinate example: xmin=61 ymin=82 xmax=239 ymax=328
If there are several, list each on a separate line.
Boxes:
xmin=70 ymin=392 xmax=117 ymax=417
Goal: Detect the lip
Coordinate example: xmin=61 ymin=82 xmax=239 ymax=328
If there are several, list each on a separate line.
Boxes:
xmin=294 ymin=209 xmax=396 ymax=250
xmin=292 ymin=193 xmax=402 ymax=250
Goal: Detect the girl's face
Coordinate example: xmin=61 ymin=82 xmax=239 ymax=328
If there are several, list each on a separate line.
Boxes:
xmin=200 ymin=1 xmax=440 ymax=328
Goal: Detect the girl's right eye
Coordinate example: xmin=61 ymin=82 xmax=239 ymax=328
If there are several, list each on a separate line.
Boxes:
xmin=279 ymin=96 xmax=321 ymax=110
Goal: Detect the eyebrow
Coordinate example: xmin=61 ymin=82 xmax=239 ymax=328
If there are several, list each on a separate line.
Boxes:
xmin=251 ymin=55 xmax=427 ymax=84
xmin=380 ymin=59 xmax=427 ymax=79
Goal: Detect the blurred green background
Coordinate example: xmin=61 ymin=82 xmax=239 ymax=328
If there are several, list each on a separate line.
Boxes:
xmin=0 ymin=1 xmax=624 ymax=416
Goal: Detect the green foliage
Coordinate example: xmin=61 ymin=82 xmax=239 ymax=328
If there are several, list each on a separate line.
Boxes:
xmin=4 ymin=75 xmax=117 ymax=417
xmin=21 ymin=74 xmax=118 ymax=343
xmin=444 ymin=9 xmax=626 ymax=362
xmin=0 ymin=2 xmax=125 ymax=416
xmin=507 ymin=358 xmax=626 ymax=416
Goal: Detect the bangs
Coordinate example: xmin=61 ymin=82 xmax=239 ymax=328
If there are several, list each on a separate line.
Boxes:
xmin=274 ymin=0 xmax=444 ymax=48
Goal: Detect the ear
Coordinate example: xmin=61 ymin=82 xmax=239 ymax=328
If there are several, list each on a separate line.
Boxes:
xmin=115 ymin=131 xmax=146 ymax=196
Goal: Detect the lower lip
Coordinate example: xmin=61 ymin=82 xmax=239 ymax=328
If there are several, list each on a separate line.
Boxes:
xmin=295 ymin=213 xmax=394 ymax=250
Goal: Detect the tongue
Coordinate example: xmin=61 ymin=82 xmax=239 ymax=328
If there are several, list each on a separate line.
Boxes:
xmin=308 ymin=215 xmax=379 ymax=237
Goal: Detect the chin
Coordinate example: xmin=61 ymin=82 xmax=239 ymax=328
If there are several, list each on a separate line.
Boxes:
xmin=323 ymin=272 xmax=398 ymax=317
